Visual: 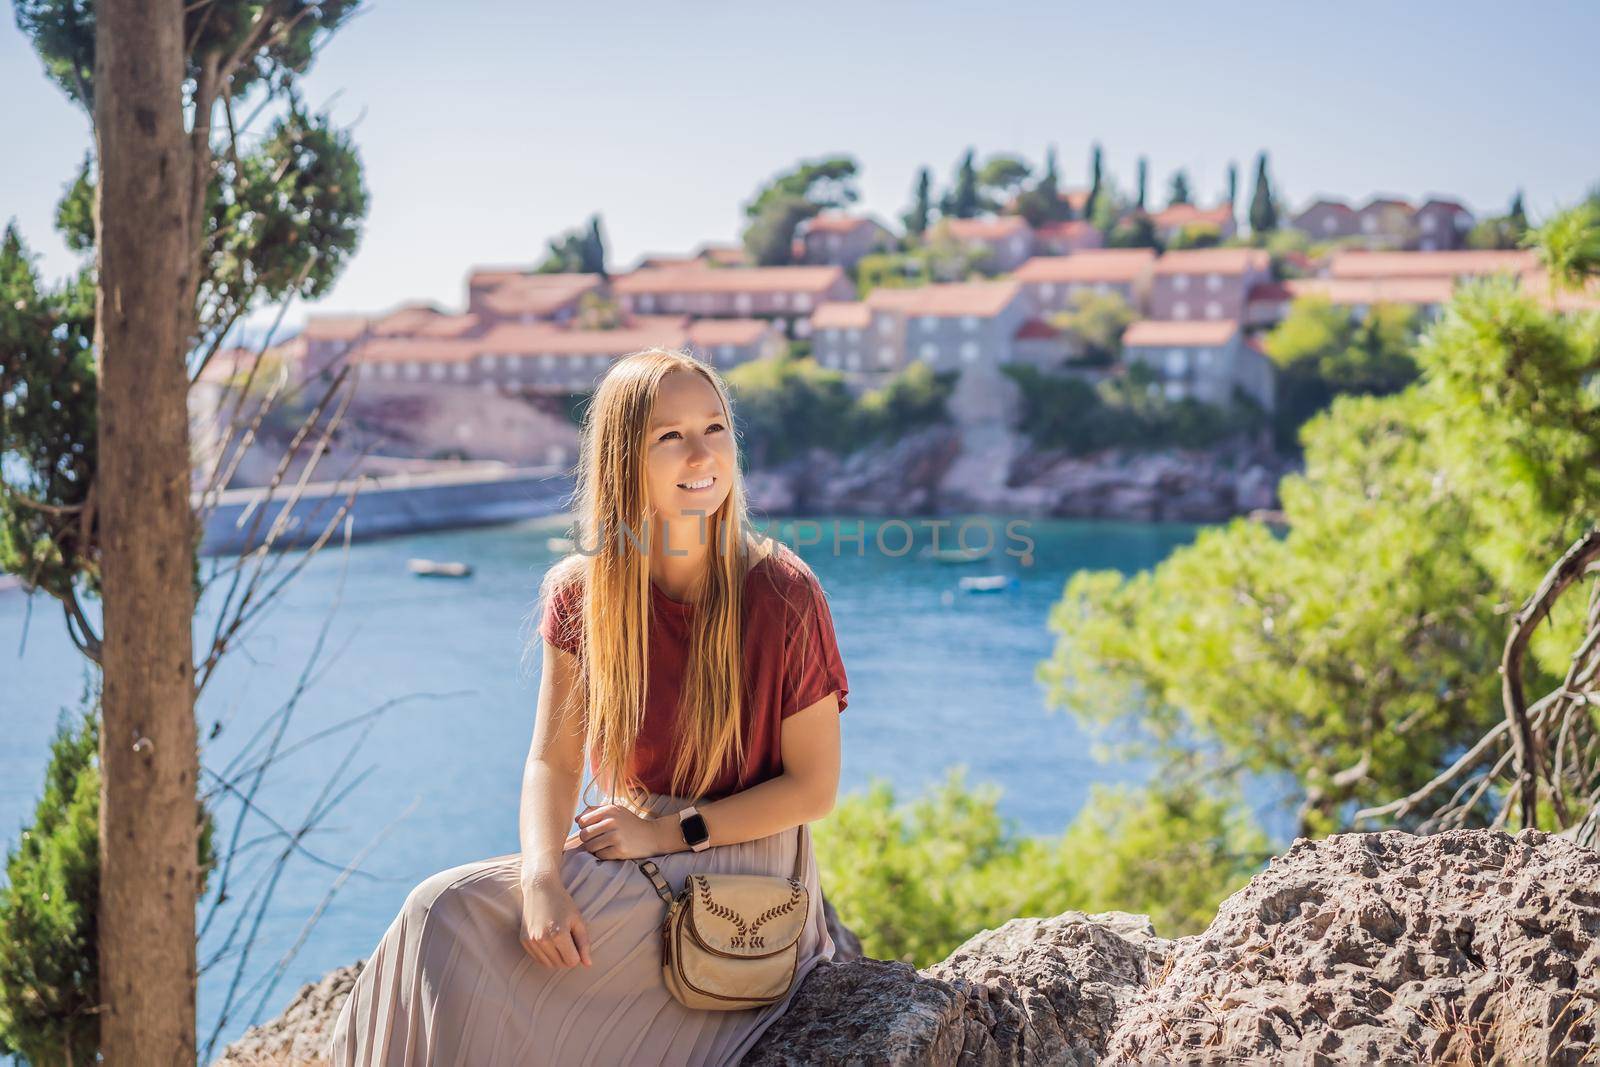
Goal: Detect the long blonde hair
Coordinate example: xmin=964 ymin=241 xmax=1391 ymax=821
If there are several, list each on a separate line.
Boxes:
xmin=538 ymin=348 xmax=763 ymax=802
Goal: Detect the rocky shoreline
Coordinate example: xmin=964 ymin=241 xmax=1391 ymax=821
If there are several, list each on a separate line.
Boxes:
xmin=216 ymin=828 xmax=1598 ymax=1064
xmin=745 ymin=424 xmax=1296 ymax=523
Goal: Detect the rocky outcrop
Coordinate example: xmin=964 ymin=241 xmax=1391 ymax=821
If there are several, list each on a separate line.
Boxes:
xmin=743 ymin=423 xmax=1295 ymax=523
xmin=216 ymin=829 xmax=1599 ymax=1065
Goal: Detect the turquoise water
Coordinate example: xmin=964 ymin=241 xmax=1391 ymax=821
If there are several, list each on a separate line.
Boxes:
xmin=0 ymin=514 xmax=1293 ymax=1055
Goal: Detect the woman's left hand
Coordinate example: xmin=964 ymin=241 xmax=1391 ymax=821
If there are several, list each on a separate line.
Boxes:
xmin=571 ymin=803 xmax=666 ymax=861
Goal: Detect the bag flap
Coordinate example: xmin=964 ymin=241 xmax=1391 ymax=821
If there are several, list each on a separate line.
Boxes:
xmin=684 ymin=873 xmax=807 ymax=958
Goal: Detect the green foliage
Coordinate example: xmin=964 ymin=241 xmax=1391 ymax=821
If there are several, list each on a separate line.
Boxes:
xmin=1085 ymin=143 xmax=1104 ymax=220
xmin=0 ymin=225 xmax=97 ymax=603
xmin=1107 ymin=212 xmax=1157 ymax=249
xmin=1012 ymin=146 xmax=1071 ymax=228
xmin=742 ymin=156 xmax=860 ymax=266
xmin=938 ymin=148 xmax=984 ymax=220
xmin=1249 ymin=151 xmax=1277 ymax=234
xmin=1002 ymin=361 xmax=1264 ymax=454
xmin=539 ymin=214 xmax=607 ymax=275
xmin=853 ymin=362 xmax=956 ymax=443
xmin=1135 ymin=157 xmax=1148 ymax=210
xmin=1041 ymin=271 xmax=1600 ymax=835
xmin=0 ymin=692 xmax=218 ymax=1065
xmin=1165 ymin=222 xmax=1222 ymax=251
xmin=977 ymin=155 xmax=1031 ymax=202
xmin=1225 ymin=162 xmax=1238 ymax=210
xmin=1527 ymin=202 xmax=1600 ymax=293
xmin=902 ymin=167 xmax=933 ymax=238
xmin=1262 ymin=295 xmax=1422 ymax=450
xmin=1167 ymin=169 xmax=1192 ymax=207
xmin=1050 ymin=289 xmax=1136 ymax=364
xmin=814 ymin=769 xmax=1268 ymax=966
xmin=16 ymin=0 xmax=362 ymax=113
xmin=727 ymin=356 xmax=952 ymax=465
xmin=856 ymin=252 xmax=933 ymax=299
xmin=0 ymin=700 xmax=100 ymax=1066
xmin=726 ymin=352 xmax=856 ymax=465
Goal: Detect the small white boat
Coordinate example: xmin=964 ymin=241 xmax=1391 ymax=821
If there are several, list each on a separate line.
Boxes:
xmin=959 ymin=574 xmax=1017 ymax=594
xmin=547 ymin=536 xmax=576 ymax=553
xmin=408 ymin=558 xmax=473 ymax=579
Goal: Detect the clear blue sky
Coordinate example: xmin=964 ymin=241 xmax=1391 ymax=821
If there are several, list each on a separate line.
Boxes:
xmin=3 ymin=1 xmax=1597 ymax=330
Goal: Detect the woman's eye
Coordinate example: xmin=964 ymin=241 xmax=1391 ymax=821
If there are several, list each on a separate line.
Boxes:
xmin=658 ymin=430 xmax=681 ymax=441
xmin=706 ymin=423 xmax=724 ymax=433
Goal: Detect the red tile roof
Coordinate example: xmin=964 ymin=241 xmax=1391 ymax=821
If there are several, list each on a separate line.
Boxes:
xmin=1328 ymin=250 xmax=1538 ymax=280
xmin=1294 ymin=199 xmax=1356 ymax=218
xmin=357 ymin=338 xmax=480 ymax=364
xmin=1013 ymin=318 xmax=1060 ymax=340
xmin=697 ymin=244 xmax=747 ymax=266
xmin=613 ymin=265 xmax=846 ymax=295
xmin=1150 ymin=203 xmax=1234 ymax=229
xmin=301 ymin=315 xmax=370 ymax=341
xmin=634 ymin=254 xmax=703 ymax=269
xmin=804 ymin=214 xmax=876 ymax=236
xmin=809 ymin=301 xmax=873 ymax=330
xmin=370 ymin=303 xmax=445 ymax=336
xmin=1286 ymin=277 xmax=1458 ymax=307
xmin=1034 ymin=220 xmax=1100 ymax=241
xmin=1362 ymin=197 xmax=1415 ymax=214
xmin=1417 ymin=198 xmax=1469 ymax=214
xmin=1123 ymin=319 xmax=1241 ymax=347
xmin=473 ymin=322 xmax=688 ymax=356
xmin=1014 ymin=250 xmax=1157 ymax=283
xmin=1153 ymin=248 xmax=1271 ymax=276
xmin=1246 ymin=280 xmax=1294 ymax=303
xmin=939 ymin=216 xmax=1031 ymax=241
xmin=865 ymin=280 xmax=1024 ymax=318
xmin=687 ymin=319 xmax=776 ymax=346
xmin=475 ymin=273 xmax=604 ymax=316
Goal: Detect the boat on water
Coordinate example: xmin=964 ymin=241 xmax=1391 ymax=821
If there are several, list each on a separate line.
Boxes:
xmin=546 ymin=536 xmax=576 ymax=553
xmin=407 ymin=558 xmax=473 ymax=579
xmin=921 ymin=546 xmax=988 ymax=565
xmin=958 ymin=574 xmax=1018 ymax=594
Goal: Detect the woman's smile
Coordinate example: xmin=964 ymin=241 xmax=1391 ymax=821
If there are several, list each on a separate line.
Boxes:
xmin=677 ymin=475 xmax=716 ymax=493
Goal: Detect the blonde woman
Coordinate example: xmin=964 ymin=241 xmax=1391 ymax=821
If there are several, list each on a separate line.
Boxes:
xmin=330 ymin=348 xmax=849 ymax=1066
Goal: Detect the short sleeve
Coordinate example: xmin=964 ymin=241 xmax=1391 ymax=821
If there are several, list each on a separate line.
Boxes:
xmin=781 ymin=576 xmax=849 ymax=719
xmin=538 ymin=579 xmax=583 ymax=657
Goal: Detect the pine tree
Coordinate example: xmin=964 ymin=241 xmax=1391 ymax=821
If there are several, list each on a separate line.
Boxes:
xmin=943 ymin=149 xmax=981 ymax=219
xmin=1168 ymin=170 xmax=1192 ymax=207
xmin=1249 ymin=151 xmax=1278 ymax=234
xmin=584 ymin=214 xmax=608 ymax=277
xmin=1136 ymin=157 xmax=1148 ymax=211
xmin=903 ymin=166 xmax=933 ymax=237
xmin=1086 ymin=142 xmax=1104 ymax=219
xmin=1508 ymin=190 xmax=1529 ymax=234
xmin=1226 ymin=162 xmax=1239 ymax=208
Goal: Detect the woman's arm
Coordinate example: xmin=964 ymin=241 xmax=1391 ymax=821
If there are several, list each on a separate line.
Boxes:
xmin=519 ymin=640 xmax=586 ymax=886
xmin=518 ymin=639 xmax=594 ymax=969
xmin=650 ymin=691 xmax=841 ymax=854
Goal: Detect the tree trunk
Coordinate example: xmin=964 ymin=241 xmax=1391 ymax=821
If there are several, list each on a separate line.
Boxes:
xmin=94 ymin=1 xmax=199 ymax=1062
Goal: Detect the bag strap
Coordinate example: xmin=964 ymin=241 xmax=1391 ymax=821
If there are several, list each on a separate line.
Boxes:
xmin=635 ymin=818 xmax=809 ymax=904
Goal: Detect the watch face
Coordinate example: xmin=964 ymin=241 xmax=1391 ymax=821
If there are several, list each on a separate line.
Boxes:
xmin=680 ymin=811 xmax=709 ymax=846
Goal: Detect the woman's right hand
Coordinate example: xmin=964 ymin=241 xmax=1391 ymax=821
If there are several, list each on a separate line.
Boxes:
xmin=519 ymin=878 xmax=592 ymax=969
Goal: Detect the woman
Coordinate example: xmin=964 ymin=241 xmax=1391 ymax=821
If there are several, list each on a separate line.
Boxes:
xmin=330 ymin=348 xmax=849 ymax=1066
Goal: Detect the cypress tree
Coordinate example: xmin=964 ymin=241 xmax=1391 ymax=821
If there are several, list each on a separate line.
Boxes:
xmin=1136 ymin=157 xmax=1148 ymax=211
xmin=1249 ymin=151 xmax=1278 ymax=234
xmin=1086 ymin=142 xmax=1104 ymax=219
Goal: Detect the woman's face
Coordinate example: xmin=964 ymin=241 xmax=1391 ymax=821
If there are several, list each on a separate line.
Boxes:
xmin=644 ymin=369 xmax=735 ymax=531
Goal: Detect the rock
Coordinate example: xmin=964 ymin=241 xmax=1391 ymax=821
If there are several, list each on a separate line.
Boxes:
xmin=213 ymin=963 xmax=362 ymax=1066
xmin=217 ymin=830 xmax=1600 ymax=1065
xmin=1104 ymin=829 xmax=1600 ymax=1065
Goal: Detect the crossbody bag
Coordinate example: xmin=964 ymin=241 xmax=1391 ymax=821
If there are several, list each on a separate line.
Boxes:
xmin=634 ymin=821 xmax=811 ymax=1011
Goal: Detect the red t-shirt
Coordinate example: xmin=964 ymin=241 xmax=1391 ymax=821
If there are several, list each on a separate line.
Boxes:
xmin=537 ymin=543 xmax=848 ymax=801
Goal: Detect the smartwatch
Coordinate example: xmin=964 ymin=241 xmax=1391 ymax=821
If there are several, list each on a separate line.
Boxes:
xmin=677 ymin=805 xmax=711 ymax=852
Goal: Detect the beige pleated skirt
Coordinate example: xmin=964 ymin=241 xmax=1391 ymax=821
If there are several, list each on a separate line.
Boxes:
xmin=327 ymin=790 xmax=835 ymax=1066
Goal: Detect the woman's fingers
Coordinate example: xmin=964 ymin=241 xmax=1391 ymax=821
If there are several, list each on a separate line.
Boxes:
xmin=582 ymin=829 xmax=618 ymax=854
xmin=570 ymin=917 xmax=592 ymax=967
xmin=578 ymin=817 xmax=616 ymax=841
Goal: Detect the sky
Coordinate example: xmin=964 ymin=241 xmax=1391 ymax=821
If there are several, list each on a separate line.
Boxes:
xmin=3 ymin=1 xmax=1597 ymax=333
